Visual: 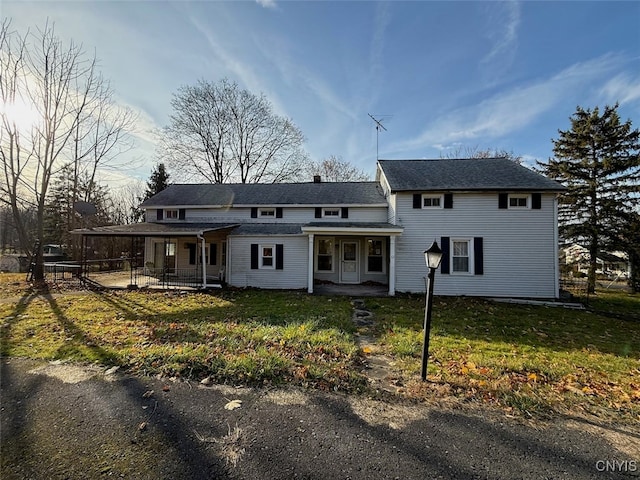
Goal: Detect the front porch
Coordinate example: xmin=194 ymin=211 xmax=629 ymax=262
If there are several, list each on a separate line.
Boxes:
xmin=302 ymin=223 xmax=404 ymax=296
xmin=71 ymin=222 xmax=238 ymax=290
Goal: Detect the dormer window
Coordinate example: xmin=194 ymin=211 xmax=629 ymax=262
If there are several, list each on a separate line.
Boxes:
xmin=165 ymin=209 xmax=179 ymax=219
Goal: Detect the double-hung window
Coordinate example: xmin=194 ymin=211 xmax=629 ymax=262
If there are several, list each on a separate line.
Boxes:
xmin=260 ymin=245 xmax=275 ymax=269
xmin=452 ymin=239 xmax=471 ymax=273
xmin=259 ymin=208 xmax=276 ymax=218
xmin=165 ymin=209 xmax=179 ymax=220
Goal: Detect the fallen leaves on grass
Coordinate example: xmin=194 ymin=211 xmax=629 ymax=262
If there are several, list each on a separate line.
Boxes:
xmin=224 ymin=399 xmax=243 ymax=410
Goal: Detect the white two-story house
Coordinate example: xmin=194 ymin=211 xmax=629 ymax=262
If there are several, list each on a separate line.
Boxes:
xmin=75 ymin=158 xmax=565 ymax=298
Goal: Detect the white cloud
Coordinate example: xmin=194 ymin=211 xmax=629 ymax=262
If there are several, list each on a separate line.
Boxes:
xmin=481 ymin=1 xmax=521 ymax=66
xmin=389 ymin=53 xmax=627 ymax=154
xmin=256 ymin=0 xmax=277 ymax=9
xmin=599 ymin=72 xmax=640 ymax=106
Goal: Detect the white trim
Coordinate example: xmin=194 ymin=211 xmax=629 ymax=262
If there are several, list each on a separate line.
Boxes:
xmin=421 ymin=194 xmax=444 ymax=209
xmin=315 ymin=237 xmax=335 ymax=273
xmin=302 ymin=226 xmax=403 ymax=235
xmin=553 ymin=195 xmax=560 ymax=299
xmin=450 ymin=238 xmax=474 ymax=275
xmin=308 ymin=234 xmax=314 ymax=293
xmin=259 ymin=208 xmax=276 ymax=217
xmin=322 ymin=207 xmax=341 ymax=218
xmin=365 ymin=237 xmax=386 ymax=274
xmin=389 ymin=236 xmax=396 ymax=296
xmin=259 ymin=244 xmax=276 ymax=269
xmin=164 ymin=209 xmax=179 ymax=220
xmin=508 ymin=193 xmax=531 ymax=209
xmin=340 ymin=240 xmax=360 ymax=284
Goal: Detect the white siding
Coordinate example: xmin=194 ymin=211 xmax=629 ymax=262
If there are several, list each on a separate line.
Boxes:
xmin=394 ymin=192 xmax=559 ymax=298
xmin=185 ymin=206 xmax=387 ymax=223
xmin=228 ymin=235 xmax=308 ymax=289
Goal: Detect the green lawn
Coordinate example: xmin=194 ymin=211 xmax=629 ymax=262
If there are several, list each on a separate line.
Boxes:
xmin=1 ymin=273 xmax=638 ymax=422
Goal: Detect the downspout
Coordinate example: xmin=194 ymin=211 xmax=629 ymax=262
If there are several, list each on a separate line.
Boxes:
xmin=198 ymin=232 xmax=207 ymax=289
xmin=553 ymin=195 xmax=560 ymax=299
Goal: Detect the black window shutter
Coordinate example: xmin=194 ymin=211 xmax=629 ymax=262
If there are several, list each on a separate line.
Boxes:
xmin=498 ymin=193 xmax=508 ymax=209
xmin=444 ymin=193 xmax=453 ymax=209
xmin=156 ymin=209 xmax=163 ymax=221
xmin=251 ymin=207 xmax=258 ymax=218
xmin=440 ymin=237 xmax=450 ymax=274
xmin=413 ymin=194 xmax=421 ymax=209
xmin=532 ymin=193 xmax=541 ymax=210
xmin=210 ymin=243 xmax=217 ymax=265
xmin=179 ymin=208 xmax=186 ymax=220
xmin=341 ymin=207 xmax=349 ymax=219
xmin=276 ymin=207 xmax=283 ymax=218
xmin=187 ymin=243 xmax=196 ymax=265
xmin=474 ymin=237 xmax=484 ymax=275
xmin=250 ymin=244 xmax=259 ymax=269
xmin=276 ymin=244 xmax=284 ymax=270
xmin=315 ymin=207 xmax=322 ymax=218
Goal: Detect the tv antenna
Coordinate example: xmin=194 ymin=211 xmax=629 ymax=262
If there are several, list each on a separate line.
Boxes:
xmin=368 ymin=113 xmax=390 ymax=160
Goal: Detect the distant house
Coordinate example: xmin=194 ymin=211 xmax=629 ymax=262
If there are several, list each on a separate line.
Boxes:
xmin=74 ymin=158 xmax=565 ymax=298
xmin=563 ymin=244 xmax=630 ymax=279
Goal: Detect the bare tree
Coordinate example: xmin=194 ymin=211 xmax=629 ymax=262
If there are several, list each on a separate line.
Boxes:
xmin=305 ymin=155 xmax=370 ymax=182
xmin=440 ymin=145 xmax=522 ymax=164
xmin=160 ymin=78 xmax=308 ymax=184
xmin=0 ymin=20 xmax=136 ymax=281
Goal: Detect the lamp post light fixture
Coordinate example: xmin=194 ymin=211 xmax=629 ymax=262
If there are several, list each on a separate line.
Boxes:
xmin=421 ymin=240 xmax=443 ymax=381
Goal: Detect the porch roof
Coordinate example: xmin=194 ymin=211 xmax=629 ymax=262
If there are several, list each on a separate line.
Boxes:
xmin=70 ymin=222 xmax=240 ymax=237
xmin=301 ymin=222 xmax=404 ymax=235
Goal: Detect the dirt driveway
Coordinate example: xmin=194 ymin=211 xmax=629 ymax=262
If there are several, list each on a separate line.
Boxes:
xmin=1 ymin=358 xmax=638 ymax=480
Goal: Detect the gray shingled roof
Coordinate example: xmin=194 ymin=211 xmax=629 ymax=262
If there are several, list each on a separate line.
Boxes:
xmin=140 ymin=182 xmax=386 ymax=208
xmin=71 ymin=223 xmax=239 ymax=236
xmin=378 ymin=158 xmax=564 ymax=192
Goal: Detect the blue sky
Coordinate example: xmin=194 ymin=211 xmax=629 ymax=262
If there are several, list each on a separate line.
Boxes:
xmin=3 ymin=0 xmax=639 ymax=185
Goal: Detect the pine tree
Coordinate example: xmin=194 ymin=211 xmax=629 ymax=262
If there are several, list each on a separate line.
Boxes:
xmin=539 ymin=104 xmax=640 ymax=293
xmin=144 ymin=163 xmax=170 ymax=200
xmin=133 ymin=163 xmax=171 ymax=222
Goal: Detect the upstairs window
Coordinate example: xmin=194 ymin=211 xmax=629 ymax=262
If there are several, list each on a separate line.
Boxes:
xmin=422 ymin=194 xmax=443 ymax=209
xmin=165 ymin=209 xmax=179 ymax=220
xmin=509 ymin=194 xmax=529 ymax=209
xmin=259 ymin=208 xmax=276 ymax=217
xmin=323 ymin=208 xmax=341 ymax=218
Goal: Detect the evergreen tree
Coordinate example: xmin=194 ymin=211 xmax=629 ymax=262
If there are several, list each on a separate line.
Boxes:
xmin=144 ymin=163 xmax=170 ymax=200
xmin=133 ymin=163 xmax=171 ymax=222
xmin=539 ymin=104 xmax=640 ymax=293
xmin=44 ymin=165 xmax=113 ymax=260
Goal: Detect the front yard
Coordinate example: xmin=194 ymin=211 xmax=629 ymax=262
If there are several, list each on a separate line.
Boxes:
xmin=1 ymin=273 xmax=638 ymax=423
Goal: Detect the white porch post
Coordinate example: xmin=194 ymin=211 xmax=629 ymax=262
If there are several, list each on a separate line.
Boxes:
xmin=200 ymin=235 xmax=207 ymax=288
xmin=388 ymin=235 xmax=396 ymax=296
xmin=307 ymin=234 xmax=314 ymax=294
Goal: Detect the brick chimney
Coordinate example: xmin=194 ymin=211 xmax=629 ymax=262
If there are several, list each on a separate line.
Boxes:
xmin=313 ymin=175 xmax=321 ymax=183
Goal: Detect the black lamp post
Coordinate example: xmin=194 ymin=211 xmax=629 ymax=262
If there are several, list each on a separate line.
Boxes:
xmin=421 ymin=240 xmax=443 ymax=381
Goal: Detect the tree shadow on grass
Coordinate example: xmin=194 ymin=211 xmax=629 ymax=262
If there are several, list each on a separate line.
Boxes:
xmin=369 ymin=295 xmax=640 ymax=359
xmin=1 ymin=287 xmax=233 ymax=479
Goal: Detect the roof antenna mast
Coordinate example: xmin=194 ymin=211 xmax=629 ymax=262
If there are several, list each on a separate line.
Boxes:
xmin=368 ymin=113 xmax=389 ymax=161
